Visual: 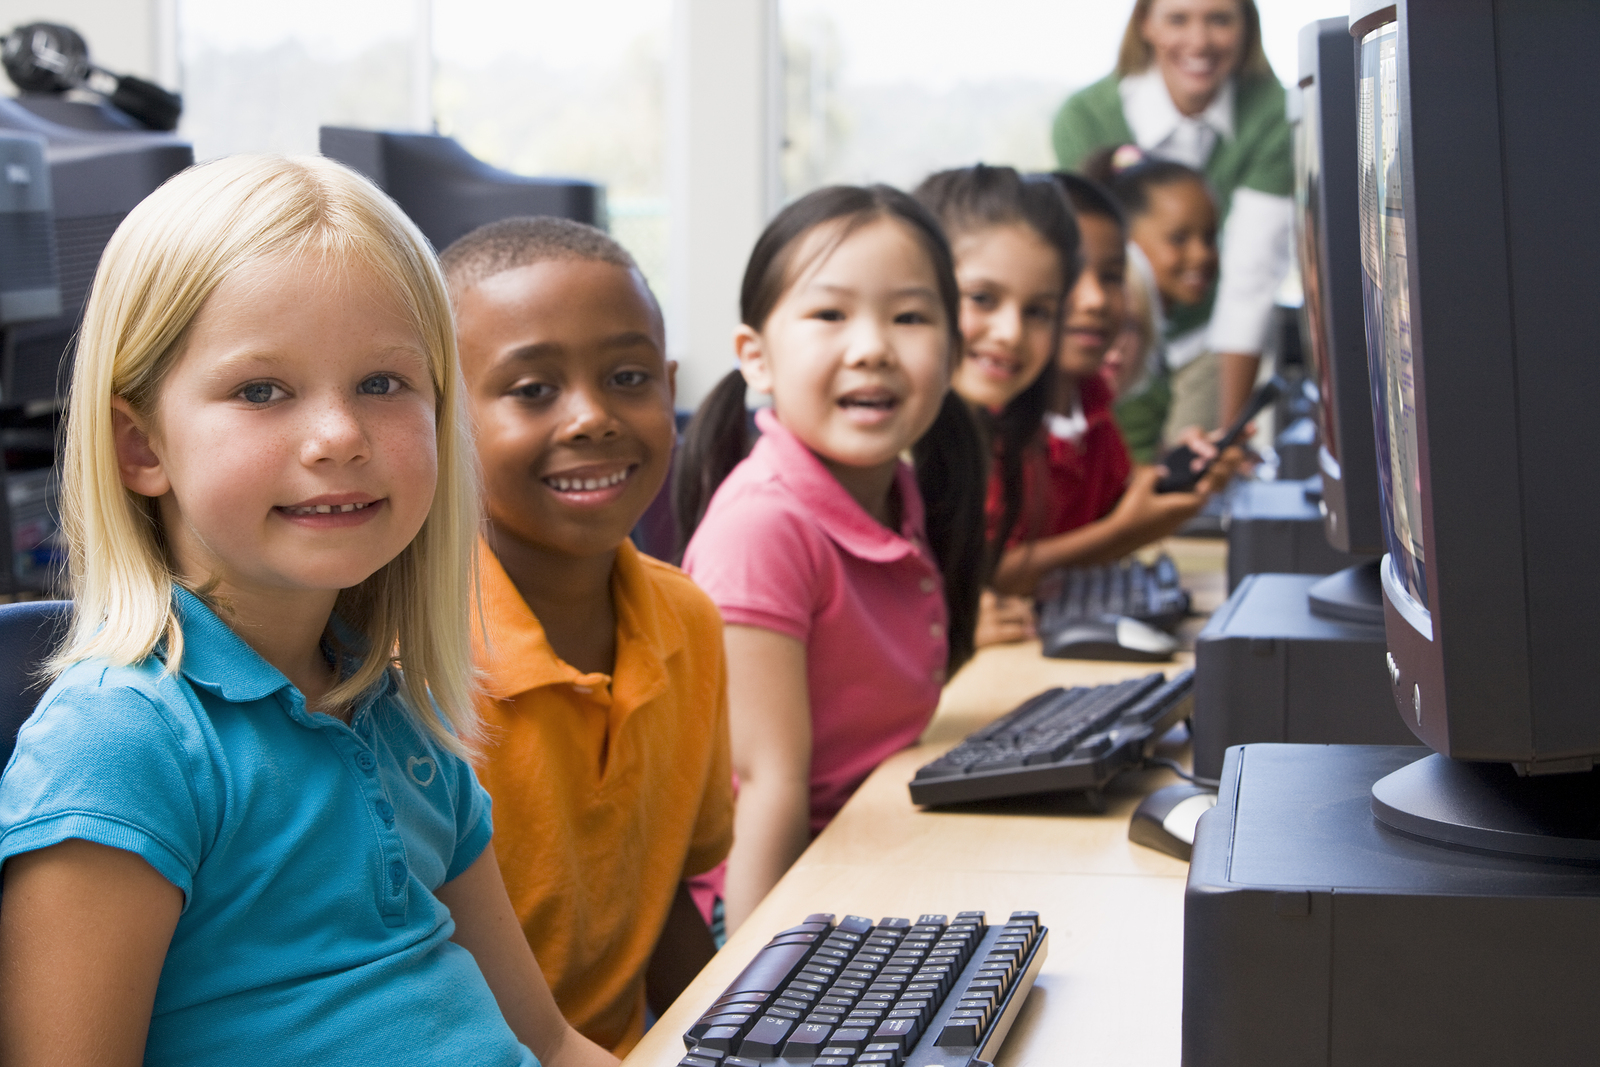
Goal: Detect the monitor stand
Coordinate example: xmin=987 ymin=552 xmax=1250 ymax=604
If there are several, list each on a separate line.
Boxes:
xmin=1190 ymin=572 xmax=1417 ymax=778
xmin=1186 ymin=743 xmax=1600 ymax=1066
xmin=1306 ymin=558 xmax=1384 ymax=626
xmin=1372 ymin=754 xmax=1600 ymax=861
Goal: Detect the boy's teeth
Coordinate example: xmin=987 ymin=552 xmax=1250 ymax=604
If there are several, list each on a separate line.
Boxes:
xmin=548 ymin=468 xmax=630 ymax=492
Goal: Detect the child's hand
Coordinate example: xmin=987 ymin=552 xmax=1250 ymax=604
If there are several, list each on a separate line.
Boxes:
xmin=974 ymin=590 xmax=1036 ymax=648
xmin=1111 ymin=465 xmax=1213 ymax=542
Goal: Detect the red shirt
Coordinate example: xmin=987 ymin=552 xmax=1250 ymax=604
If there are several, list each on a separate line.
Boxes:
xmin=986 ymin=373 xmax=1134 ymax=547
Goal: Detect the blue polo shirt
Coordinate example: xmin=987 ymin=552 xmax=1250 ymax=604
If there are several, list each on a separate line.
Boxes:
xmin=0 ymin=589 xmax=534 ymax=1066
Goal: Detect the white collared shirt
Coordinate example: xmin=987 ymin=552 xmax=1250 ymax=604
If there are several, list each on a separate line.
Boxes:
xmin=1117 ymin=69 xmax=1292 ymax=356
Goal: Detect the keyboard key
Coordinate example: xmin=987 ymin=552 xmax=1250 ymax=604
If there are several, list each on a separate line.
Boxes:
xmin=781 ymin=1021 xmax=833 ymax=1057
xmin=737 ymin=1015 xmax=794 ymax=1056
xmin=827 ymin=1027 xmax=871 ymax=1051
xmin=722 ymin=940 xmax=811 ymax=997
xmin=697 ymin=1026 xmax=742 ymax=1052
xmin=814 ymin=1058 xmax=851 ymax=1067
xmin=837 ymin=915 xmax=875 ymax=935
xmin=872 ymin=1016 xmax=921 ymax=1049
xmin=722 ymin=1058 xmax=761 ymax=1067
xmin=678 ymin=1057 xmax=717 ymax=1067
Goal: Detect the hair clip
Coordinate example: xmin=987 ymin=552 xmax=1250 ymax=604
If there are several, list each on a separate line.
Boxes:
xmin=1110 ymin=144 xmax=1146 ymax=174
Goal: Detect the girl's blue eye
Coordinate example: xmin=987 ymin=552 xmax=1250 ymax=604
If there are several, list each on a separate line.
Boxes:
xmin=359 ymin=375 xmax=399 ymax=396
xmin=239 ymin=382 xmax=279 ymax=404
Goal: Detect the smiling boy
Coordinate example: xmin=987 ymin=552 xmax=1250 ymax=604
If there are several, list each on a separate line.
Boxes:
xmin=442 ymin=218 xmax=731 ymax=1055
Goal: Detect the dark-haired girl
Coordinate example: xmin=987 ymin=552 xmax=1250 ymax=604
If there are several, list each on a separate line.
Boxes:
xmin=674 ymin=185 xmax=984 ymax=934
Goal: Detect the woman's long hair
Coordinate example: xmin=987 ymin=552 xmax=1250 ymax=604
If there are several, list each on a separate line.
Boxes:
xmin=1115 ymin=0 xmax=1273 ymax=82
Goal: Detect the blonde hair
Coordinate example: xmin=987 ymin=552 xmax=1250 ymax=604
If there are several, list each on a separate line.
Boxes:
xmin=54 ymin=154 xmax=483 ymax=754
xmin=1115 ymin=0 xmax=1274 ymax=81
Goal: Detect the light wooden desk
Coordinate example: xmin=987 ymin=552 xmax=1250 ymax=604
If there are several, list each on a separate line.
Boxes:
xmin=625 ymin=538 xmax=1226 ymax=1067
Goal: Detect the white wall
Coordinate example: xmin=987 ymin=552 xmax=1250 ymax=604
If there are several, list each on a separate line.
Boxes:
xmin=667 ymin=0 xmax=780 ymax=408
xmin=0 ymin=0 xmax=175 ymax=89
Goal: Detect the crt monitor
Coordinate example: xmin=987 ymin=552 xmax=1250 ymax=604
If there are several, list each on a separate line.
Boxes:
xmin=1352 ymin=0 xmax=1600 ymax=853
xmin=1294 ymin=17 xmax=1384 ymax=562
xmin=0 ymin=96 xmax=192 ymax=408
xmin=320 ymin=127 xmax=604 ymax=252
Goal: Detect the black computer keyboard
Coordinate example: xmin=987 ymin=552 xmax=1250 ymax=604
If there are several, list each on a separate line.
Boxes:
xmin=679 ymin=910 xmax=1046 ymax=1067
xmin=1035 ymin=553 xmax=1191 ymax=634
xmin=908 ymin=671 xmax=1194 ymax=807
xmin=1030 ymin=550 xmax=1196 ymax=633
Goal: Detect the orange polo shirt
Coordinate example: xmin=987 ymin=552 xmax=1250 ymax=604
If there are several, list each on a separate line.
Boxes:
xmin=472 ymin=539 xmax=733 ymax=1054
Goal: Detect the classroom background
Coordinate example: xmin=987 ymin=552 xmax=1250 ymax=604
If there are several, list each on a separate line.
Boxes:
xmin=0 ymin=0 xmax=1340 ymax=407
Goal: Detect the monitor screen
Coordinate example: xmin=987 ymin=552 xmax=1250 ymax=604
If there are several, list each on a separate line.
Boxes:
xmin=1358 ymin=21 xmax=1428 ymax=620
xmin=1294 ymin=81 xmax=1340 ymax=467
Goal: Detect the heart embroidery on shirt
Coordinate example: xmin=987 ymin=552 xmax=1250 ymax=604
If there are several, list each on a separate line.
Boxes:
xmin=407 ymin=756 xmax=436 ymax=787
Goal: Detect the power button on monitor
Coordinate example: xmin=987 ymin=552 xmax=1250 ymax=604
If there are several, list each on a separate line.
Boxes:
xmin=1413 ymin=684 xmax=1422 ymax=725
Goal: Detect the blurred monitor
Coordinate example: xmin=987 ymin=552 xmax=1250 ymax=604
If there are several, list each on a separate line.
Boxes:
xmin=320 ymin=127 xmax=604 ymax=252
xmin=0 ymin=96 xmax=191 ymax=409
xmin=1294 ymin=16 xmax=1383 ymax=560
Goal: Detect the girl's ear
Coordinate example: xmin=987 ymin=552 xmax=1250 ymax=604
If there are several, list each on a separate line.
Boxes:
xmin=110 ymin=398 xmax=171 ymax=499
xmin=733 ymin=325 xmax=775 ymax=395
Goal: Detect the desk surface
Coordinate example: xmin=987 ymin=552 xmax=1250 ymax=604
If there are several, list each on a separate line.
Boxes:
xmin=623 ymin=539 xmax=1225 ymax=1067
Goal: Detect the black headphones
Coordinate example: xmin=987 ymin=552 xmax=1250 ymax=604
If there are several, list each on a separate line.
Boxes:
xmin=2 ymin=22 xmax=182 ymax=131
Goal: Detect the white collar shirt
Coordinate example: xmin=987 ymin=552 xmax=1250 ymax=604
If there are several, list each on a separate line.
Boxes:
xmin=1118 ymin=68 xmax=1235 ymax=169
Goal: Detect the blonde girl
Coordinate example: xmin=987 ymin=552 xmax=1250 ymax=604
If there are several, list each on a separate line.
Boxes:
xmin=0 ymin=155 xmax=614 ymax=1067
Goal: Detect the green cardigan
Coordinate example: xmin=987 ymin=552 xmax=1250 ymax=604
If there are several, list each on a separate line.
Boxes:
xmin=1052 ymin=71 xmax=1293 ymax=210
xmin=1053 ymin=72 xmax=1292 ymax=335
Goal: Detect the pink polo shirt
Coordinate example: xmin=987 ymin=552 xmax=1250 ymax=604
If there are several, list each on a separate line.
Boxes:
xmin=684 ymin=408 xmax=948 ymax=835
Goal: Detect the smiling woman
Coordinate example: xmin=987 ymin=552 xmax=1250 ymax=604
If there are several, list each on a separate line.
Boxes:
xmin=1052 ymin=0 xmax=1292 ymax=436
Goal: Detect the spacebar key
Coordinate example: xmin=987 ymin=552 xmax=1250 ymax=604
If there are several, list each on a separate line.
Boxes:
xmin=723 ymin=941 xmax=813 ymax=996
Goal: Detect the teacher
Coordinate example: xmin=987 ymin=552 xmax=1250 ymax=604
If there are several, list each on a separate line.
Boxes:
xmin=1053 ymin=0 xmax=1291 ymax=434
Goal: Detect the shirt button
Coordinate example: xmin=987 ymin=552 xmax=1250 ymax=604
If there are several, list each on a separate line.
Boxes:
xmin=375 ymin=799 xmax=395 ymax=824
xmin=930 ymin=668 xmax=945 ymax=684
xmin=930 ymin=622 xmax=944 ymax=639
xmin=921 ymin=577 xmax=936 ymax=594
xmin=389 ymin=860 xmax=406 ymax=893
xmin=356 ymin=752 xmax=376 ymax=772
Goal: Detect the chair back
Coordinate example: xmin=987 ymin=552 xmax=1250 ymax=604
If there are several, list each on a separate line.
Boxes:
xmin=0 ymin=600 xmax=72 ymax=771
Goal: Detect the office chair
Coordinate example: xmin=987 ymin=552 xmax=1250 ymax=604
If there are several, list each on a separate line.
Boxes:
xmin=0 ymin=599 xmax=71 ymax=770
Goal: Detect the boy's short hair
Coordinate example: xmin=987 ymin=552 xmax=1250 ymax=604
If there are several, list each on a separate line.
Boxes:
xmin=440 ymin=216 xmax=639 ymax=295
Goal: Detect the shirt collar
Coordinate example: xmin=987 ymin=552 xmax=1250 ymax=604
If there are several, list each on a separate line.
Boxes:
xmin=1119 ymin=68 xmax=1235 ymax=149
xmin=473 ymin=538 xmax=684 ymax=702
xmin=751 ymin=408 xmax=927 ymax=564
xmin=170 ymin=586 xmax=295 ymax=704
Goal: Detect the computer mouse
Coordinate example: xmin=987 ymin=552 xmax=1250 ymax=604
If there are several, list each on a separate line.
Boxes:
xmin=1128 ymin=782 xmax=1217 ymax=861
xmin=1041 ymin=614 xmax=1179 ymax=661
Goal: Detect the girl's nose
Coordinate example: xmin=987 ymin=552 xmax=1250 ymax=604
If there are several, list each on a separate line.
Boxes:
xmin=844 ymin=317 xmax=895 ymax=367
xmin=302 ymin=396 xmax=370 ymax=465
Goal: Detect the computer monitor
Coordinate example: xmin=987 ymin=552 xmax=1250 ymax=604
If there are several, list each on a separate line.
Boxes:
xmin=319 ymin=127 xmax=604 ymax=252
xmin=1352 ymin=0 xmax=1600 ymax=852
xmin=0 ymin=96 xmax=192 ymax=407
xmin=1294 ymin=18 xmax=1384 ymax=561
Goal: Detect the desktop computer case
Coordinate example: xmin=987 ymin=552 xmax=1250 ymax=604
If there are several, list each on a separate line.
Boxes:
xmin=1225 ymin=479 xmax=1371 ymax=592
xmin=1191 ymin=573 xmax=1416 ymax=779
xmin=1184 ymin=744 xmax=1600 ymax=1066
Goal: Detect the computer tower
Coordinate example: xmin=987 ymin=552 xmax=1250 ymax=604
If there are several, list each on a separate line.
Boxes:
xmin=1185 ymin=744 xmax=1600 ymax=1066
xmin=1190 ymin=574 xmax=1416 ymax=780
xmin=1224 ymin=477 xmax=1372 ymax=592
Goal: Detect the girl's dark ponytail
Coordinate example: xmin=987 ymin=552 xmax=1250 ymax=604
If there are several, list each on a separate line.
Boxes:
xmin=914 ymin=391 xmax=985 ymax=675
xmin=672 ymin=368 xmax=751 ymax=560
